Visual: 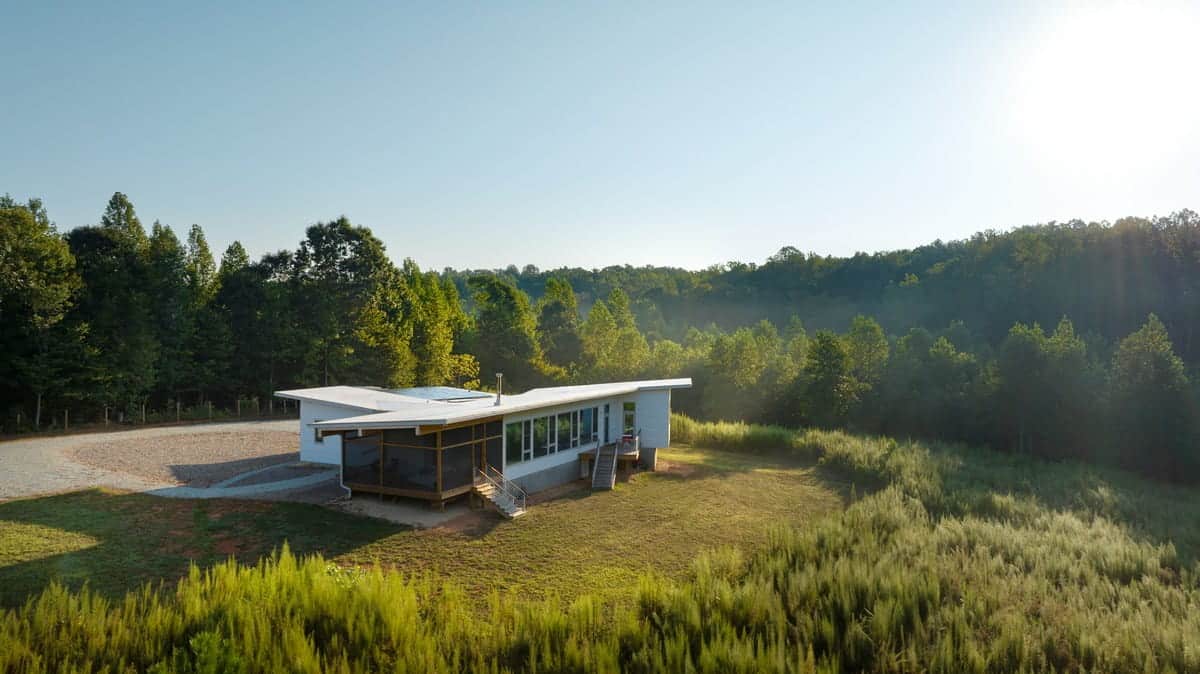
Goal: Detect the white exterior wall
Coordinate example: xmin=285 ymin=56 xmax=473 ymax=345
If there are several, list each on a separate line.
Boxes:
xmin=635 ymin=389 xmax=671 ymax=448
xmin=298 ymin=400 xmax=361 ymax=464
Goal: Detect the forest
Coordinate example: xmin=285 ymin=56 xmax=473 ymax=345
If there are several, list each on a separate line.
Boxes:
xmin=3 ymin=192 xmax=1199 ymax=481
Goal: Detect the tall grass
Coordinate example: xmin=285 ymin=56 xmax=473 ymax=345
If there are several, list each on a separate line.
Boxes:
xmin=4 ymin=415 xmax=1200 ymax=671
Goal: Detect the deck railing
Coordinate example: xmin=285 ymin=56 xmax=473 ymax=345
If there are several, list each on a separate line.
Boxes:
xmin=476 ymin=464 xmax=526 ymax=513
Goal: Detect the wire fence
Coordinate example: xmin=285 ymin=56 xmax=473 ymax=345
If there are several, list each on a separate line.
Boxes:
xmin=3 ymin=396 xmax=300 ymax=436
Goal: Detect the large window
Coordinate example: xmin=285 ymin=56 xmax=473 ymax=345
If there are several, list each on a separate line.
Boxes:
xmin=504 ymin=404 xmax=607 ymax=466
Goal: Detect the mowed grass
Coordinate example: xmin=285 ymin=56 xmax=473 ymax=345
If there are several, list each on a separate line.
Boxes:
xmin=336 ymin=447 xmax=846 ymax=606
xmin=0 ymin=445 xmax=845 ymax=608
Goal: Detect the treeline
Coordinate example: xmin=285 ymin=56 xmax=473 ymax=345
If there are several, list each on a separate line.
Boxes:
xmin=0 ymin=193 xmax=479 ymax=428
xmin=449 ymin=210 xmax=1200 ymax=357
xmin=3 ymin=193 xmax=1198 ymax=479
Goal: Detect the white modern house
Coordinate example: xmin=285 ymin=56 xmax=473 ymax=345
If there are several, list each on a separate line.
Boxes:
xmin=274 ymin=379 xmax=691 ymax=516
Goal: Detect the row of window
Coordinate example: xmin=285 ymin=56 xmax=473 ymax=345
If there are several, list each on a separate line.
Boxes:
xmin=506 ymin=404 xmax=611 ymax=465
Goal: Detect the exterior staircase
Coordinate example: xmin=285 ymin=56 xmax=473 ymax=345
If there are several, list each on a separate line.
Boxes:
xmin=591 ymin=443 xmax=617 ymax=490
xmin=475 ymin=466 xmax=527 ymax=518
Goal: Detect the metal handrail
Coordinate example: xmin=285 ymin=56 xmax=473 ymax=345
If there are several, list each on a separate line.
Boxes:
xmin=477 ymin=464 xmax=526 ymax=512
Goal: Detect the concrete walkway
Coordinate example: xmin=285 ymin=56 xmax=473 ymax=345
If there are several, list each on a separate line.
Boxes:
xmin=149 ymin=463 xmax=338 ymax=499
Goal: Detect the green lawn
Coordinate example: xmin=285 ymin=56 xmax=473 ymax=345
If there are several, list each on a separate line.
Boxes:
xmin=0 ymin=445 xmax=846 ymax=608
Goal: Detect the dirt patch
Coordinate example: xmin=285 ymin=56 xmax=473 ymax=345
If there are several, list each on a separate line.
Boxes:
xmin=527 ymin=480 xmax=588 ymax=505
xmin=436 ymin=509 xmax=502 ymax=536
xmin=66 ymin=430 xmax=299 ymax=487
xmin=655 ymin=459 xmax=698 ymax=478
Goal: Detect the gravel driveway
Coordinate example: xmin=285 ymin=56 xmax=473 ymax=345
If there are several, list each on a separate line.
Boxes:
xmin=0 ymin=420 xmax=299 ymax=501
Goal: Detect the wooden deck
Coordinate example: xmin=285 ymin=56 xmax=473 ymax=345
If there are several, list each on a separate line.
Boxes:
xmin=579 ymin=442 xmax=640 ymax=466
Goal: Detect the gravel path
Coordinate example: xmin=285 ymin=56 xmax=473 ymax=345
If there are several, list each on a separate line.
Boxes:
xmin=0 ymin=420 xmax=298 ymax=501
xmin=65 ymin=428 xmax=298 ymax=487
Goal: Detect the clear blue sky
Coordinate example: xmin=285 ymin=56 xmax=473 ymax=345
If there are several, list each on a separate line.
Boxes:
xmin=4 ymin=2 xmax=1198 ymax=270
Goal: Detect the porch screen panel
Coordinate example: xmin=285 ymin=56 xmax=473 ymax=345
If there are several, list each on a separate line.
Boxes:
xmin=442 ymin=444 xmax=474 ymax=490
xmin=343 ymin=434 xmax=381 ymax=484
xmin=486 ymin=436 xmax=503 ymax=469
xmin=442 ymin=425 xmax=474 ymax=448
xmin=381 ymin=446 xmax=437 ymax=491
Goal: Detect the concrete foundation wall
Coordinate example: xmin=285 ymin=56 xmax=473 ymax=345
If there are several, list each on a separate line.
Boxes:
xmin=511 ymin=460 xmax=581 ymax=494
xmin=640 ymin=446 xmax=658 ymax=471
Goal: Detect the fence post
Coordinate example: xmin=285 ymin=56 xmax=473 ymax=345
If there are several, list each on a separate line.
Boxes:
xmin=65 ymin=409 xmax=69 ymax=431
xmin=208 ymin=401 xmax=213 ymax=419
xmin=237 ymin=399 xmax=241 ymax=417
xmin=268 ymin=398 xmax=274 ymax=416
xmin=16 ymin=411 xmax=21 ymax=430
xmin=104 ymin=407 xmax=109 ymax=426
xmin=176 ymin=400 xmax=180 ymax=422
xmin=256 ymin=397 xmax=261 ymax=416
xmin=141 ymin=403 xmax=146 ymax=424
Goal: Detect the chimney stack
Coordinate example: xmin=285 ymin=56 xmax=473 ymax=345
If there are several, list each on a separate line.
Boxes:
xmin=494 ymin=372 xmax=503 ymax=406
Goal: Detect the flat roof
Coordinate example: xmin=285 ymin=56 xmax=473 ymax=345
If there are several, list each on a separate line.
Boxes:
xmin=276 ymin=379 xmax=691 ymax=430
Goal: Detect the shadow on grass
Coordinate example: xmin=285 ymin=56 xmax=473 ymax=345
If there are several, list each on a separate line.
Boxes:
xmin=0 ymin=489 xmax=403 ymax=608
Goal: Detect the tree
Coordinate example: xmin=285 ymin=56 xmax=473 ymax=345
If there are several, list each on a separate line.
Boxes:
xmin=146 ymin=222 xmax=192 ymax=403
xmin=400 ymin=259 xmax=476 ymax=386
xmin=536 ymin=277 xmax=583 ymax=370
xmin=99 ymin=192 xmax=147 ymax=249
xmin=604 ymin=289 xmax=650 ymax=378
xmin=844 ymin=315 xmax=889 ymax=388
xmin=0 ymin=201 xmax=81 ymax=427
xmin=467 ymin=275 xmax=545 ymax=390
xmin=292 ymin=218 xmax=411 ymax=386
xmin=794 ymin=331 xmax=859 ymax=428
xmin=66 ymin=194 xmax=158 ymax=413
xmin=996 ymin=323 xmax=1049 ymax=454
xmin=1110 ymin=314 xmax=1197 ymax=478
xmin=580 ymin=300 xmax=618 ymax=378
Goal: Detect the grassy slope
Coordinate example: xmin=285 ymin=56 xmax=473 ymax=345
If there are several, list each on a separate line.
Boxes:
xmin=6 ymin=419 xmax=1200 ymax=671
xmin=0 ymin=446 xmax=844 ymax=608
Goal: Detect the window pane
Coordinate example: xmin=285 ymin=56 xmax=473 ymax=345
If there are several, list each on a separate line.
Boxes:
xmin=533 ymin=417 xmax=548 ymax=457
xmin=623 ymin=402 xmax=636 ymax=435
xmin=571 ymin=410 xmax=580 ymax=447
xmin=548 ymin=416 xmax=557 ymax=453
xmin=505 ymin=422 xmax=523 ymax=464
xmin=523 ymin=420 xmax=532 ymax=459
xmin=581 ymin=408 xmax=593 ymax=442
xmin=557 ymin=412 xmax=572 ymax=450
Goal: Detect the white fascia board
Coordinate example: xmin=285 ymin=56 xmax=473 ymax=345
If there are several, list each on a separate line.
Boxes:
xmin=272 ymin=392 xmax=381 ymax=414
xmin=310 ymin=378 xmax=692 ymax=430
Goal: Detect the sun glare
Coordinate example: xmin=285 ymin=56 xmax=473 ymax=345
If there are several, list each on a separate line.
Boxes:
xmin=1008 ymin=3 xmax=1200 ymax=180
